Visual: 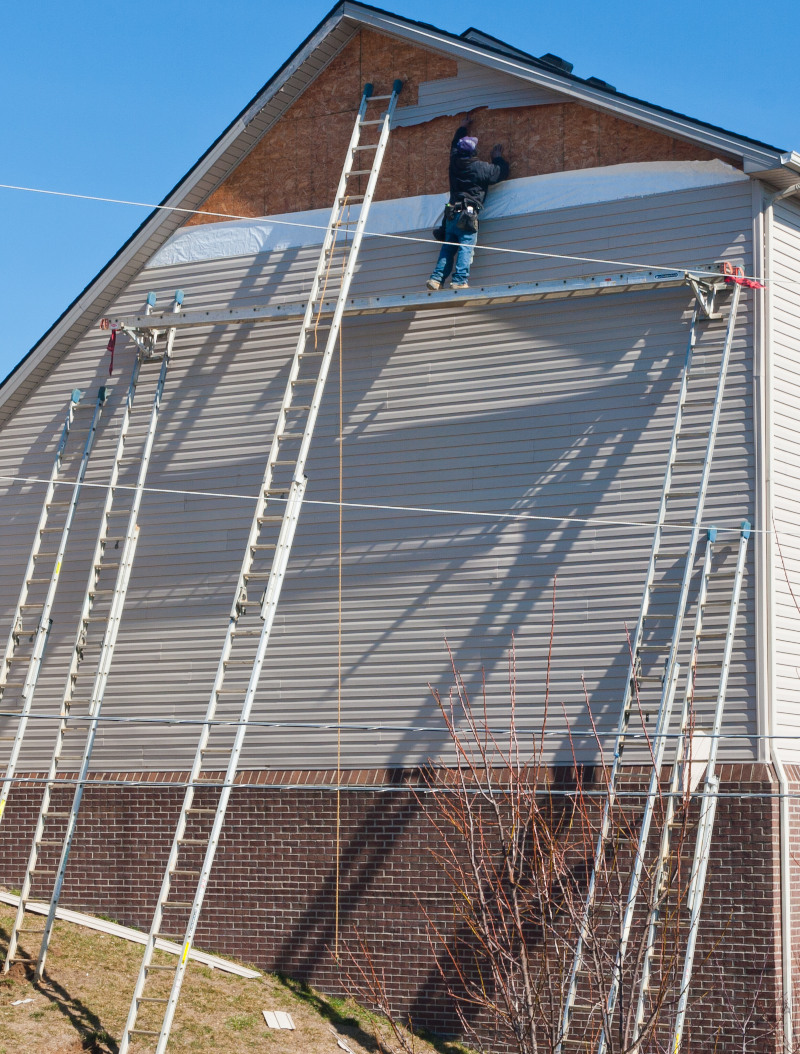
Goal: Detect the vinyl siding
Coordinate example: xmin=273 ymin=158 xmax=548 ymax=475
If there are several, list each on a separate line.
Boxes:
xmin=771 ymin=197 xmax=800 ymax=760
xmin=0 ymin=179 xmax=757 ymax=771
xmin=391 ymin=58 xmax=561 ymax=126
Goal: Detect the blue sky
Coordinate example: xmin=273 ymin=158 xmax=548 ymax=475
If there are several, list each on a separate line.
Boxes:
xmin=1 ymin=0 xmax=798 ymax=384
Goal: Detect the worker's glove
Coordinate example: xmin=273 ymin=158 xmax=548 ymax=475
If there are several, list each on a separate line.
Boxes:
xmin=491 ymin=143 xmax=504 ymax=160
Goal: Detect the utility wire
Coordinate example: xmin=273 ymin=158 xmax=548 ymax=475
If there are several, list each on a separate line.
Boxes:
xmin=0 ymin=181 xmax=779 ymax=288
xmin=0 ymin=471 xmax=762 ymax=539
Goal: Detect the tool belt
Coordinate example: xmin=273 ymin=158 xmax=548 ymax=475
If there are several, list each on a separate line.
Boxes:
xmin=433 ymin=201 xmax=480 ymax=241
xmin=451 ymin=201 xmax=479 ymax=234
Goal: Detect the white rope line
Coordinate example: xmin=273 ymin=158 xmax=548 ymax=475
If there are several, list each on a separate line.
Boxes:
xmin=0 ymin=471 xmax=758 ymax=537
xmin=0 ymin=181 xmax=778 ymax=288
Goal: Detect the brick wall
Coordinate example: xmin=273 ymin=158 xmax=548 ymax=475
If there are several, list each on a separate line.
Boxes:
xmin=0 ymin=764 xmax=783 ymax=1048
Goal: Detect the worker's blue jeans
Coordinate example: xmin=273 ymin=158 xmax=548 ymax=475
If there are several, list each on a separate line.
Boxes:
xmin=429 ymin=216 xmax=477 ymax=286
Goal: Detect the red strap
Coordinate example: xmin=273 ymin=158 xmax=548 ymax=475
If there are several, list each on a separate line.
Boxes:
xmin=107 ymin=329 xmax=117 ymax=376
xmin=724 ymin=275 xmax=765 ymax=289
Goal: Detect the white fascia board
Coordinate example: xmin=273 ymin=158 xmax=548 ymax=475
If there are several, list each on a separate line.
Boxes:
xmin=347 ymin=3 xmax=784 ymax=172
xmin=241 ymin=10 xmax=355 ymax=126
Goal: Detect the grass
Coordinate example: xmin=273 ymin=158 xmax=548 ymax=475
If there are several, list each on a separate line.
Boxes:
xmin=0 ymin=908 xmax=477 ymax=1054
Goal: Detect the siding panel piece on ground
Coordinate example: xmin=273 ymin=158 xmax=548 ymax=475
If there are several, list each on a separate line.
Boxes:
xmin=0 ymin=180 xmax=757 ymax=772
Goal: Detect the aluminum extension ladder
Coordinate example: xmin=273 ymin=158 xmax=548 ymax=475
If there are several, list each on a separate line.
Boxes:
xmin=557 ymin=277 xmax=744 ymax=1053
xmin=118 ymin=78 xmax=402 ymax=1054
xmin=2 ymin=291 xmax=184 ymax=980
xmin=0 ymin=387 xmax=106 ymax=826
xmin=630 ymin=521 xmax=749 ymax=1054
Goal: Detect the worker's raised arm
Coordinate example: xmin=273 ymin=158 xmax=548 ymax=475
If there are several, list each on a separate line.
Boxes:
xmin=450 ymin=124 xmax=470 ymax=151
xmin=487 ymin=144 xmax=510 ymax=184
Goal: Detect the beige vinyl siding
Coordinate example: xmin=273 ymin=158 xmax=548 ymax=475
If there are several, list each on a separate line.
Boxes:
xmin=0 ymin=180 xmax=756 ymax=770
xmin=771 ymin=198 xmax=800 ymax=760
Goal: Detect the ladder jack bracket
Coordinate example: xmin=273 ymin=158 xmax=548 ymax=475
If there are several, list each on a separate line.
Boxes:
xmin=687 ymin=275 xmax=719 ymax=320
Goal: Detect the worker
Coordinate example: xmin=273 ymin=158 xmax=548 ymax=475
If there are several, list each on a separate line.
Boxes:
xmin=427 ymin=117 xmax=509 ymax=291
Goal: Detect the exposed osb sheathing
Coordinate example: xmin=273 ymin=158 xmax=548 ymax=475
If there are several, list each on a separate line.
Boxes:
xmin=187 ymin=28 xmax=733 ymax=225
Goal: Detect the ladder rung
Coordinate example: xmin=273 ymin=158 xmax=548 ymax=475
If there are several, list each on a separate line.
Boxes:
xmin=137 ymin=997 xmax=169 ymax=1004
xmin=338 ymin=195 xmax=364 ymax=204
xmin=152 ymin=931 xmax=185 ymax=941
xmin=367 ymin=93 xmax=393 ymax=100
xmin=177 ymin=839 xmax=208 ymax=846
xmin=186 ymin=808 xmax=217 ymax=814
xmin=352 ymin=143 xmax=379 ymax=150
xmin=346 ymin=170 xmax=373 ymax=177
xmin=162 ymin=901 xmax=194 ymax=908
xmin=128 ymin=1029 xmax=162 ymax=1036
xmin=359 ymin=119 xmax=383 ymax=125
xmin=146 ymin=964 xmax=176 ymax=972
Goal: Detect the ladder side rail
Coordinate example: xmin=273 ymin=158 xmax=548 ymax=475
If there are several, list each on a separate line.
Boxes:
xmin=33 ymin=525 xmax=141 ymax=981
xmin=34 ymin=308 xmax=181 ymax=982
xmin=0 ymin=391 xmax=105 ymax=826
xmin=557 ymin=304 xmax=702 ymax=1050
xmin=152 ymin=85 xmax=402 ymax=1054
xmin=631 ymin=530 xmax=716 ymax=1040
xmin=596 ymin=282 xmax=744 ymax=1054
xmin=0 ymin=395 xmax=76 ymax=690
xmin=118 ymin=82 xmax=401 ymax=1054
xmin=669 ymin=778 xmax=719 ymax=1054
xmin=669 ymin=522 xmax=750 ymax=1054
xmin=294 ymin=89 xmax=399 ymax=477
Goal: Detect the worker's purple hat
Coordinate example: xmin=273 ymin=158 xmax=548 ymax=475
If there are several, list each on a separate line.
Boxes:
xmin=457 ymin=136 xmax=478 ymax=154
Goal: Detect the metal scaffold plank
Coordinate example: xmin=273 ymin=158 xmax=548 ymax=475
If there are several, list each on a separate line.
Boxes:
xmin=114 ymin=266 xmax=733 ymax=333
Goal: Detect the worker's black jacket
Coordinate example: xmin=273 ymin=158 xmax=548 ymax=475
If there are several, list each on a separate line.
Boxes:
xmin=448 ymin=125 xmax=509 ymax=211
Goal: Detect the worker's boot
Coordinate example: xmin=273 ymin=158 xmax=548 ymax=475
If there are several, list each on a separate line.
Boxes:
xmin=451 ymin=281 xmax=469 ymax=289
xmin=426 ymin=278 xmax=442 ymax=291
